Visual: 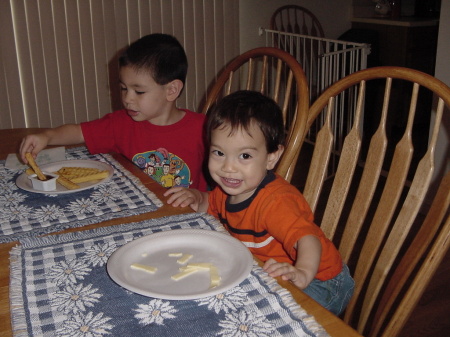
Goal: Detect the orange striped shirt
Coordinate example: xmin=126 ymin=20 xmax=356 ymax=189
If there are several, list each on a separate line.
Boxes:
xmin=207 ymin=172 xmax=342 ymax=281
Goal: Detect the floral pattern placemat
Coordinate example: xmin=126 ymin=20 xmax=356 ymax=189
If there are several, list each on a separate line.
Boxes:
xmin=9 ymin=213 xmax=329 ymax=337
xmin=0 ymin=147 xmax=162 ymax=243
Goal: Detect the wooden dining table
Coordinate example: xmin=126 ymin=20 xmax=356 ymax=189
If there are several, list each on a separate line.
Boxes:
xmin=0 ymin=128 xmax=362 ymax=337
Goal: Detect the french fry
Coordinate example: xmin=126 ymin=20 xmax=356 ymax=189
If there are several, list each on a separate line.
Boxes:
xmin=25 ymin=152 xmax=46 ymax=181
xmin=56 ymin=167 xmax=109 ymax=183
xmin=25 ymin=168 xmax=35 ymax=175
xmin=56 ymin=175 xmax=80 ymax=190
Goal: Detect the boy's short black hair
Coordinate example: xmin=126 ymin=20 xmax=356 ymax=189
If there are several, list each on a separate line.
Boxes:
xmin=119 ymin=33 xmax=188 ymax=86
xmin=207 ymin=90 xmax=285 ymax=153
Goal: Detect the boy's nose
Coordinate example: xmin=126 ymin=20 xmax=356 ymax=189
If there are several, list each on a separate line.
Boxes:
xmin=221 ymin=158 xmax=237 ymax=172
xmin=122 ymin=92 xmax=133 ymax=105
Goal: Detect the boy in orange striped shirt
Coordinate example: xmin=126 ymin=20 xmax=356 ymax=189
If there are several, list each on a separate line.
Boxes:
xmin=166 ymin=90 xmax=354 ymax=315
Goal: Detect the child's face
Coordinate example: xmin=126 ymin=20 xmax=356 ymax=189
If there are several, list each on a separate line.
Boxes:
xmin=119 ymin=66 xmax=172 ymax=125
xmin=208 ymin=121 xmax=281 ymax=204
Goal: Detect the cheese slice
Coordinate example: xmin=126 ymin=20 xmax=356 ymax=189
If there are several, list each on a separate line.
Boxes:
xmin=177 ymin=253 xmax=193 ymax=264
xmin=209 ymin=265 xmax=221 ymax=288
xmin=168 ymin=252 xmax=183 ymax=257
xmin=130 ymin=263 xmax=157 ymax=274
xmin=171 ymin=268 xmax=199 ymax=281
xmin=180 ymin=263 xmax=211 ymax=271
xmin=175 ymin=263 xmax=221 ymax=288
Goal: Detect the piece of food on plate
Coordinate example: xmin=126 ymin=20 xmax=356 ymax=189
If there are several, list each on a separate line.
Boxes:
xmin=56 ymin=174 xmax=80 ymax=190
xmin=172 ymin=262 xmax=221 ymax=288
xmin=25 ymin=152 xmax=46 ymax=181
xmin=56 ymin=167 xmax=109 ymax=183
xmin=130 ymin=263 xmax=158 ymax=274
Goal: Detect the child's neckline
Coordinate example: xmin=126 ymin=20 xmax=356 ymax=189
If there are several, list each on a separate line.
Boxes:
xmin=225 ymin=171 xmax=276 ymax=213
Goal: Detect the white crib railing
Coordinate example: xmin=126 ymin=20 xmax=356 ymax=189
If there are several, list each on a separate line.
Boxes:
xmin=265 ymin=29 xmax=370 ymax=175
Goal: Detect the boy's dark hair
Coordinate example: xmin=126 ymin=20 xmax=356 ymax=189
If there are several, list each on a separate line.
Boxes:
xmin=119 ymin=33 xmax=188 ymax=86
xmin=207 ymin=90 xmax=285 ymax=153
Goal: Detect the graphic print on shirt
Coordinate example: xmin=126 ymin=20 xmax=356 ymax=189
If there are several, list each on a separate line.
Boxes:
xmin=132 ymin=148 xmax=191 ymax=188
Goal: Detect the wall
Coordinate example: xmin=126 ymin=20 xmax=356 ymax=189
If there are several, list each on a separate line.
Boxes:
xmin=239 ymin=0 xmax=353 ymax=53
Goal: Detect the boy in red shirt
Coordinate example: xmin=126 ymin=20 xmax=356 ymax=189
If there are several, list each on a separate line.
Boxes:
xmin=20 ymin=34 xmax=207 ymax=191
xmin=166 ymin=90 xmax=354 ymax=315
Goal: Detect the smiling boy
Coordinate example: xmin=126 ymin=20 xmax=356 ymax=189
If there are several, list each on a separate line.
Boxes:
xmin=166 ymin=90 xmax=354 ymax=315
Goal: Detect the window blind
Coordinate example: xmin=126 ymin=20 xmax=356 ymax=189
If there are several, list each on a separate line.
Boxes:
xmin=0 ymin=0 xmax=239 ymax=129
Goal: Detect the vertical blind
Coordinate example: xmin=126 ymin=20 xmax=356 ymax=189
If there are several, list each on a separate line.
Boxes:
xmin=0 ymin=0 xmax=239 ymax=129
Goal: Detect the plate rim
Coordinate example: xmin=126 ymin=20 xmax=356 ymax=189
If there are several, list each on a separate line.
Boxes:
xmin=16 ymin=159 xmax=113 ymax=194
xmin=107 ymin=228 xmax=253 ymax=300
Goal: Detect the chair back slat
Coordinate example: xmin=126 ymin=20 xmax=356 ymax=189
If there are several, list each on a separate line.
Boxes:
xmin=320 ymin=81 xmax=365 ymax=239
xmin=303 ymin=98 xmax=334 ymax=211
xmin=260 ymin=56 xmax=268 ymax=94
xmin=281 ymin=70 xmax=294 ymax=124
xmin=338 ymin=78 xmax=391 ymax=263
xmin=246 ymin=58 xmax=254 ymax=90
xmin=225 ymin=71 xmax=234 ymax=95
xmin=273 ymin=59 xmax=282 ymax=103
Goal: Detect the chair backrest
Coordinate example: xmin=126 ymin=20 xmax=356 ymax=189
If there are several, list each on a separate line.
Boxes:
xmin=269 ymin=5 xmax=325 ymax=37
xmin=201 ymin=47 xmax=309 ymax=182
xmin=300 ymin=66 xmax=450 ymax=336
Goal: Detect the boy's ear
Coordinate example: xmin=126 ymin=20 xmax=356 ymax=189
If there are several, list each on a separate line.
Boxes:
xmin=166 ymin=79 xmax=184 ymax=101
xmin=266 ymin=145 xmax=284 ymax=170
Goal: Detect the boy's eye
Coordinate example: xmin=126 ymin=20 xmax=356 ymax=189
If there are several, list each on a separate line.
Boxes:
xmin=120 ymin=86 xmax=127 ymax=91
xmin=240 ymin=153 xmax=252 ymax=159
xmin=135 ymin=90 xmax=145 ymax=95
xmin=212 ymin=150 xmax=224 ymax=157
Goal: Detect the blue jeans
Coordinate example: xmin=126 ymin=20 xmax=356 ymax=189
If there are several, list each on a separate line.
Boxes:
xmin=302 ymin=264 xmax=354 ymax=316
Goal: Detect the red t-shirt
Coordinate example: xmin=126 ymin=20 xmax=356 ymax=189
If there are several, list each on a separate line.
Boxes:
xmin=207 ymin=172 xmax=342 ymax=281
xmin=81 ymin=109 xmax=207 ymax=191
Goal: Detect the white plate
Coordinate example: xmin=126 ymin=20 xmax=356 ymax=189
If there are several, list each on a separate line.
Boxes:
xmin=107 ymin=229 xmax=253 ymax=300
xmin=16 ymin=159 xmax=114 ymax=194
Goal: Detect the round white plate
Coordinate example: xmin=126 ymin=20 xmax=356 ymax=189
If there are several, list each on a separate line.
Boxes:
xmin=16 ymin=159 xmax=114 ymax=194
xmin=107 ymin=229 xmax=253 ymax=300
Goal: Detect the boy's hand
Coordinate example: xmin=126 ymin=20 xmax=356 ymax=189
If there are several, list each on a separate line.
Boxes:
xmin=19 ymin=124 xmax=84 ymax=164
xmin=164 ymin=187 xmax=209 ymax=212
xmin=263 ymin=258 xmax=311 ymax=289
xmin=263 ymin=235 xmax=321 ymax=290
xmin=20 ymin=134 xmax=50 ymax=164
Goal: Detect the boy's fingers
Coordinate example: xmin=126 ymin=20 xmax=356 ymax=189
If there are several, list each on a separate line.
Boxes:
xmin=164 ymin=186 xmax=186 ymax=197
xmin=262 ymin=258 xmax=277 ymax=270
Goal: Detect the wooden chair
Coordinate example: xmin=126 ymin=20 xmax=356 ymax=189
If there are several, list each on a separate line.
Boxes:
xmin=269 ymin=5 xmax=325 ymax=104
xmin=201 ymin=47 xmax=309 ymax=182
xmin=270 ymin=5 xmax=325 ymax=37
xmin=299 ymin=66 xmax=450 ymax=336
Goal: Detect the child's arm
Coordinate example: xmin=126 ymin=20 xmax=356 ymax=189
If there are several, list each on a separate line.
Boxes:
xmin=164 ymin=187 xmax=209 ymax=212
xmin=263 ymin=235 xmax=321 ymax=289
xmin=20 ymin=124 xmax=84 ymax=163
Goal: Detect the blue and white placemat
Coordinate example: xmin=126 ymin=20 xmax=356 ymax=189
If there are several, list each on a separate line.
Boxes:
xmin=9 ymin=213 xmax=329 ymax=337
xmin=0 ymin=147 xmax=162 ymax=243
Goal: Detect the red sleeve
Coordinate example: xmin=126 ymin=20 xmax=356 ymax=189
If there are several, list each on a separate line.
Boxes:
xmin=80 ymin=111 xmax=126 ymax=154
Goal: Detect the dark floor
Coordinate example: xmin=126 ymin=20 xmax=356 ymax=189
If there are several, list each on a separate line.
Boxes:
xmin=397 ymin=248 xmax=450 ymax=337
xmin=290 ymin=143 xmax=450 ymax=337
